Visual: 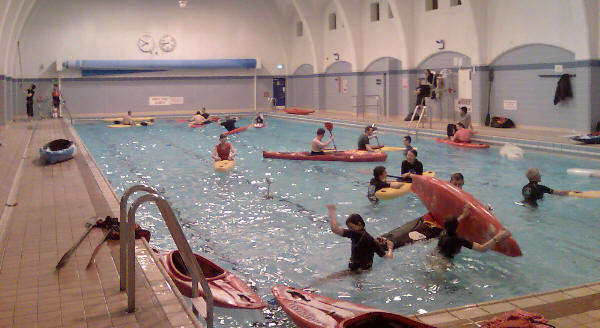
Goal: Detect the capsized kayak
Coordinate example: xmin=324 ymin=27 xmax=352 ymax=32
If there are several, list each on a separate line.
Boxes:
xmin=568 ymin=190 xmax=600 ymax=198
xmin=106 ymin=122 xmax=153 ymax=128
xmin=223 ymin=124 xmax=250 ymax=135
xmin=411 ymin=175 xmax=522 ymax=257
xmin=214 ymin=159 xmax=235 ymax=172
xmin=102 ymin=116 xmax=155 ymax=123
xmin=40 ymin=139 xmax=76 ymax=164
xmin=156 ymin=250 xmax=265 ymax=309
xmin=375 ymin=171 xmax=435 ymax=200
xmin=436 ymin=137 xmax=489 ymax=148
xmin=272 ymin=285 xmax=434 ymax=328
xmin=263 ymin=150 xmax=387 ymax=162
xmin=284 ymin=108 xmax=315 ymax=115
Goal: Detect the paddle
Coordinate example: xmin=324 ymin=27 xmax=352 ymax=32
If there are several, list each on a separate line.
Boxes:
xmin=485 ymin=69 xmax=494 ymax=126
xmin=86 ymin=228 xmax=113 ymax=269
xmin=324 ymin=122 xmax=337 ymax=150
xmin=56 ymin=217 xmax=99 ymax=270
xmin=357 ymin=170 xmax=402 ymax=179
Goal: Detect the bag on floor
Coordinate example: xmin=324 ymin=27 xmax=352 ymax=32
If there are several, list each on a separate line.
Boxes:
xmin=491 ymin=116 xmax=515 ymax=128
xmin=481 ymin=309 xmax=555 ymax=328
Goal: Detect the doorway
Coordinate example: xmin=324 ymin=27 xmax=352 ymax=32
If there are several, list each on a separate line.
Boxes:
xmin=272 ymin=78 xmax=286 ymax=107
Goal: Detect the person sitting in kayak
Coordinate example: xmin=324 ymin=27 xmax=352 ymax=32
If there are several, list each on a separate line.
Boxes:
xmin=327 ymin=204 xmax=393 ymax=271
xmin=399 ymin=149 xmax=423 ymax=183
xmin=121 ymin=111 xmax=133 ymax=125
xmin=357 ymin=126 xmax=378 ymax=152
xmin=451 ymin=123 xmax=473 ymax=143
xmin=254 ymin=112 xmax=264 ymax=124
xmin=435 ymin=205 xmax=511 ymax=259
xmin=212 ymin=134 xmax=236 ymax=162
xmin=190 ymin=111 xmax=206 ymax=124
xmin=367 ymin=166 xmax=403 ymax=203
xmin=521 ymin=167 xmax=571 ymax=207
xmin=403 ymin=135 xmax=414 ymax=156
xmin=219 ymin=116 xmax=238 ymax=131
xmin=311 ymin=128 xmax=334 ymax=155
xmin=200 ymin=107 xmax=209 ymax=119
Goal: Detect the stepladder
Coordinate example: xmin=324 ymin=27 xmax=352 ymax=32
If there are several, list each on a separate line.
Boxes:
xmin=408 ymin=103 xmax=431 ymax=133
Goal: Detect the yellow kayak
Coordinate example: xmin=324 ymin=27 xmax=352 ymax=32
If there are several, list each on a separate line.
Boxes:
xmin=106 ymin=122 xmax=153 ymax=128
xmin=569 ymin=190 xmax=600 ymax=199
xmin=214 ymin=159 xmax=236 ymax=172
xmin=375 ymin=171 xmax=435 ymax=200
xmin=377 ymin=146 xmax=418 ymax=152
xmin=102 ymin=116 xmax=156 ymax=123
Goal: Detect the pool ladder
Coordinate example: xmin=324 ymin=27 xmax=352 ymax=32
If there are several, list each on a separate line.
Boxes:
xmin=119 ymin=184 xmax=214 ymax=328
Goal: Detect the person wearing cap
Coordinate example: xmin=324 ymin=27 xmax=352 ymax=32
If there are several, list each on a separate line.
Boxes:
xmin=357 ymin=125 xmax=378 ymax=152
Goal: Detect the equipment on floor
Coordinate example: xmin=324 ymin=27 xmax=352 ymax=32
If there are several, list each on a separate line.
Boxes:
xmin=40 ymin=139 xmax=76 ymax=164
xmin=491 ymin=116 xmax=515 ymax=128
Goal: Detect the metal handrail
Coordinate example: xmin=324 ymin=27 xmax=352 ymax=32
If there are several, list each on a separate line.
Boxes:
xmin=61 ymin=100 xmax=73 ymax=125
xmin=120 ymin=186 xmax=214 ymax=327
xmin=352 ymin=95 xmax=381 ymax=121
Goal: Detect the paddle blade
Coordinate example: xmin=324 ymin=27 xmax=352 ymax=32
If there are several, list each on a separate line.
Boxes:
xmin=324 ymin=122 xmax=333 ymax=132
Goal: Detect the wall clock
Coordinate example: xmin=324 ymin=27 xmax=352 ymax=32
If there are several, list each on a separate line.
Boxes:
xmin=159 ymin=35 xmax=177 ymax=52
xmin=137 ymin=34 xmax=155 ymax=53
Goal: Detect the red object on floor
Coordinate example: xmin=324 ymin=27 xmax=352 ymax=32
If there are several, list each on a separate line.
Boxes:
xmin=480 ymin=309 xmax=552 ymax=328
xmin=284 ymin=108 xmax=315 ymax=115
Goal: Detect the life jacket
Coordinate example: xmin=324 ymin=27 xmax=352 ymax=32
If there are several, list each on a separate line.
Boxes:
xmin=217 ymin=142 xmax=231 ymax=160
xmin=422 ymin=213 xmax=443 ymax=229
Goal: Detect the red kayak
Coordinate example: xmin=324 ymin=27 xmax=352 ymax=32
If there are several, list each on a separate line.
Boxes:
xmin=156 ymin=250 xmax=265 ymax=309
xmin=284 ymin=108 xmax=315 ymax=115
xmin=410 ymin=175 xmax=522 ymax=257
xmin=178 ymin=117 xmax=220 ymax=124
xmin=263 ymin=150 xmax=387 ymax=162
xmin=272 ymin=285 xmax=435 ymax=328
xmin=436 ymin=137 xmax=489 ymax=148
xmin=223 ymin=124 xmax=250 ymax=135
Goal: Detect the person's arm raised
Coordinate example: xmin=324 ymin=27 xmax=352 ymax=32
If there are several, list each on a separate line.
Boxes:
xmin=472 ymin=229 xmax=511 ymax=252
xmin=327 ymin=204 xmax=344 ymax=236
xmin=457 ymin=205 xmax=471 ymax=223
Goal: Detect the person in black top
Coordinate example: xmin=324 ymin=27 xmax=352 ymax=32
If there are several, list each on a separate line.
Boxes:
xmin=327 ymin=204 xmax=393 ymax=271
xmin=405 ymin=79 xmax=430 ymax=121
xmin=521 ymin=167 xmax=571 ymax=207
xmin=357 ymin=126 xmax=378 ymax=151
xmin=219 ymin=115 xmax=238 ymax=131
xmin=436 ymin=205 xmax=511 ymax=259
xmin=200 ymin=107 xmax=209 ymax=119
xmin=25 ymin=84 xmax=36 ymax=121
xmin=254 ymin=112 xmax=264 ymax=124
xmin=399 ymin=149 xmax=423 ymax=183
xmin=402 ymin=135 xmax=414 ymax=156
xmin=367 ymin=166 xmax=403 ymax=203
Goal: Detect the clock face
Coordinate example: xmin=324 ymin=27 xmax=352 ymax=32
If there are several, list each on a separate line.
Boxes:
xmin=138 ymin=35 xmax=155 ymax=53
xmin=159 ymin=35 xmax=177 ymax=52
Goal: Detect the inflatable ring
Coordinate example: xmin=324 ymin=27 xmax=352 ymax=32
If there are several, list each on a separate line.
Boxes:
xmin=214 ymin=159 xmax=236 ymax=172
xmin=375 ymin=171 xmax=435 ymax=200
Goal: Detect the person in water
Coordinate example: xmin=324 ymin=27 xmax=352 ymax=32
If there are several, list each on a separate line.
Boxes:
xmin=327 ymin=204 xmax=393 ymax=272
xmin=399 ymin=149 xmax=423 ymax=182
xmin=190 ymin=111 xmax=206 ymax=124
xmin=311 ymin=128 xmax=334 ymax=155
xmin=451 ymin=123 xmax=473 ymax=143
xmin=200 ymin=107 xmax=209 ymax=119
xmin=357 ymin=125 xmax=378 ymax=152
xmin=403 ymin=135 xmax=413 ymax=156
xmin=436 ymin=205 xmax=512 ymax=259
xmin=254 ymin=112 xmax=264 ymax=124
xmin=521 ymin=167 xmax=571 ymax=207
xmin=212 ymin=134 xmax=236 ymax=162
xmin=367 ymin=166 xmax=402 ymax=203
xmin=219 ymin=115 xmax=238 ymax=131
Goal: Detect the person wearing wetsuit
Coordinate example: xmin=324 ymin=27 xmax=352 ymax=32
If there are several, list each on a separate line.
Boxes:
xmin=399 ymin=149 xmax=423 ymax=183
xmin=212 ymin=134 xmax=236 ymax=161
xmin=367 ymin=166 xmax=403 ymax=203
xmin=200 ymin=107 xmax=209 ymax=119
xmin=220 ymin=116 xmax=238 ymax=131
xmin=254 ymin=113 xmax=264 ymax=124
xmin=51 ymin=84 xmax=61 ymax=118
xmin=25 ymin=84 xmax=35 ymax=121
xmin=311 ymin=128 xmax=333 ymax=155
xmin=521 ymin=167 xmax=571 ymax=207
xmin=327 ymin=204 xmax=393 ymax=271
xmin=436 ymin=205 xmax=511 ymax=259
xmin=357 ymin=126 xmax=377 ymax=151
xmin=403 ymin=135 xmax=414 ymax=156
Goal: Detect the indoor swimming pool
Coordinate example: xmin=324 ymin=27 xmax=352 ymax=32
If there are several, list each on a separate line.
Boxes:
xmin=75 ymin=117 xmax=600 ymax=327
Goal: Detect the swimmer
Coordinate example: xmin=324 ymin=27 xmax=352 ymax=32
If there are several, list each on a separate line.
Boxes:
xmin=435 ymin=205 xmax=511 ymax=259
xmin=219 ymin=115 xmax=238 ymax=132
xmin=367 ymin=166 xmax=403 ymax=203
xmin=310 ymin=128 xmax=334 ymax=155
xmin=212 ymin=134 xmax=236 ymax=162
xmin=357 ymin=126 xmax=378 ymax=152
xmin=450 ymin=173 xmax=464 ymax=189
xmin=403 ymin=135 xmax=414 ymax=156
xmin=451 ymin=123 xmax=473 ymax=143
xmin=399 ymin=149 xmax=423 ymax=183
xmin=521 ymin=167 xmax=572 ymax=207
xmin=327 ymin=204 xmax=393 ymax=272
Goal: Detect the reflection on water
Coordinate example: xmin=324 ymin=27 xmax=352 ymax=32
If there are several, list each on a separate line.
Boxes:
xmin=76 ymin=118 xmax=600 ymax=327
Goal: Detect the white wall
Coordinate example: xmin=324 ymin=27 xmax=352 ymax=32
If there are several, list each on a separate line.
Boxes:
xmin=16 ymin=0 xmax=287 ymax=78
xmin=287 ymin=9 xmax=317 ymax=74
xmin=358 ymin=0 xmax=404 ymax=70
xmin=321 ymin=1 xmax=356 ymax=71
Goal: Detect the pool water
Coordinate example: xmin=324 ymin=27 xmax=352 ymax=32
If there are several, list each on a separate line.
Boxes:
xmin=75 ymin=117 xmax=600 ymax=327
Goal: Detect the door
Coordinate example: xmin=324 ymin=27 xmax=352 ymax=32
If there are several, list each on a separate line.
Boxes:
xmin=273 ymin=78 xmax=286 ymax=107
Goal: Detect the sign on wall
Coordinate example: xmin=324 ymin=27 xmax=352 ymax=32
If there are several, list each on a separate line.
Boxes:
xmin=402 ymin=78 xmax=408 ymax=89
xmin=503 ymin=100 xmax=518 ymax=110
xmin=342 ymin=79 xmax=348 ymax=93
xmin=149 ymin=96 xmax=184 ymax=105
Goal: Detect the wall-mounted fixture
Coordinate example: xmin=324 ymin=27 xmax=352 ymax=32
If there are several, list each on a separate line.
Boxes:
xmin=276 ymin=64 xmax=284 ymax=70
xmin=178 ymin=0 xmax=188 ymax=8
xmin=333 ymin=53 xmax=340 ymax=61
xmin=436 ymin=40 xmax=445 ymax=50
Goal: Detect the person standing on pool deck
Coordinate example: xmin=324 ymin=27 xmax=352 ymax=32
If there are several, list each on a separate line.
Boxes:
xmin=219 ymin=115 xmax=238 ymax=131
xmin=212 ymin=134 xmax=236 ymax=162
xmin=25 ymin=84 xmax=35 ymax=121
xmin=403 ymin=135 xmax=413 ymax=156
xmin=357 ymin=126 xmax=378 ymax=152
xmin=51 ymin=84 xmax=61 ymax=118
xmin=521 ymin=167 xmax=571 ymax=207
xmin=436 ymin=205 xmax=512 ymax=259
xmin=399 ymin=149 xmax=423 ymax=182
xmin=327 ymin=204 xmax=393 ymax=272
xmin=311 ymin=128 xmax=334 ymax=155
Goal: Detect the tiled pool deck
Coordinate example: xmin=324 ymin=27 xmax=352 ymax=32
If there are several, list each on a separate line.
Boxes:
xmin=0 ymin=111 xmax=598 ymax=327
